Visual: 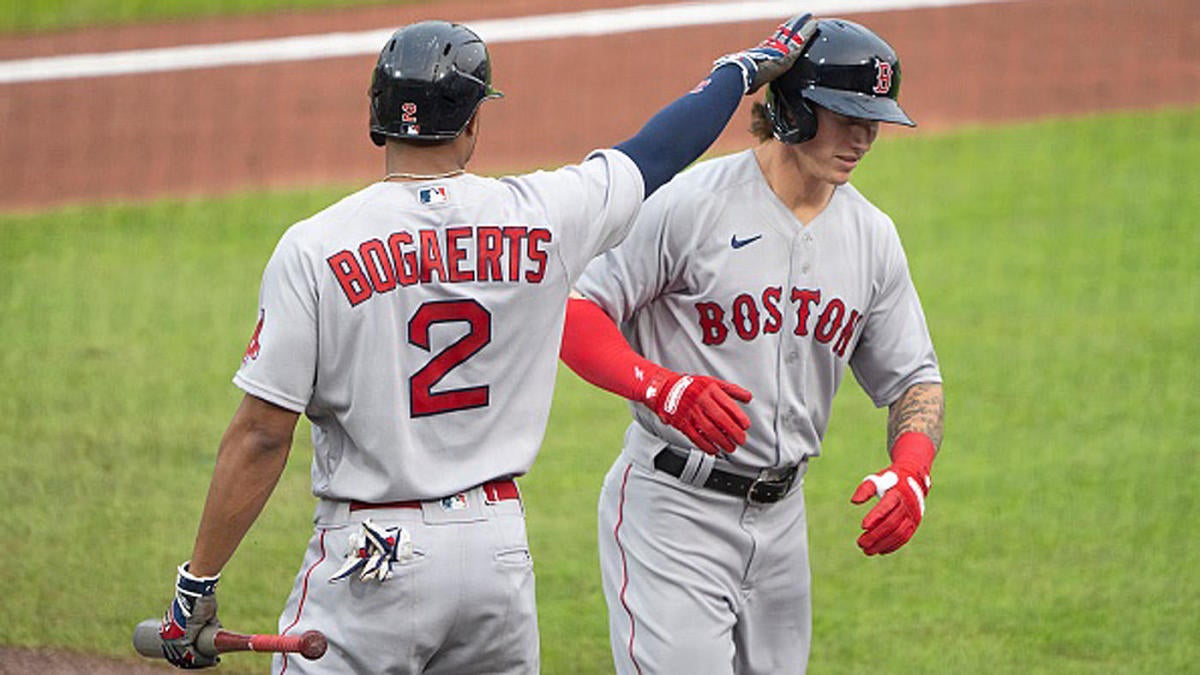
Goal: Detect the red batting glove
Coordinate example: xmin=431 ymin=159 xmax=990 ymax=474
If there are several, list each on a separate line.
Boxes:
xmin=850 ymin=432 xmax=936 ymax=556
xmin=639 ymin=367 xmax=752 ymax=455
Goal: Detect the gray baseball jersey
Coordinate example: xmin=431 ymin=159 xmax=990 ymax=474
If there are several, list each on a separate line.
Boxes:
xmin=576 ymin=148 xmax=941 ymax=471
xmin=235 ymin=148 xmax=642 ymax=503
xmin=576 ymin=148 xmax=940 ymax=674
xmin=237 ymin=149 xmax=643 ymax=675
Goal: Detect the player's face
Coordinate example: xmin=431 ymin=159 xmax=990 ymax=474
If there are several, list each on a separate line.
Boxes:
xmin=796 ymin=106 xmax=880 ymax=185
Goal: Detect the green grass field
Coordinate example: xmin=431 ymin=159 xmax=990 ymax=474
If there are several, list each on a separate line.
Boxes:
xmin=1 ymin=107 xmax=1197 ymax=673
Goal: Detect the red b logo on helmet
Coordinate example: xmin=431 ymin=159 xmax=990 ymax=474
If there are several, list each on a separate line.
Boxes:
xmin=873 ymin=58 xmax=893 ymax=95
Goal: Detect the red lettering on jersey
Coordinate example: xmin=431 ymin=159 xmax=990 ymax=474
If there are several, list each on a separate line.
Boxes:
xmin=814 ymin=299 xmax=845 ymax=343
xmin=833 ymin=309 xmax=862 ymax=358
xmin=477 ymin=226 xmax=504 ymax=282
xmin=409 ymin=299 xmax=492 ymax=416
xmin=791 ymin=289 xmax=821 ymax=336
xmin=762 ymin=287 xmax=783 ymax=334
xmin=388 ymin=231 xmax=418 ymax=286
xmin=328 ymin=250 xmax=373 ymax=306
xmin=419 ymin=229 xmax=447 ymax=283
xmin=874 ymin=59 xmax=893 ymax=95
xmin=359 ymin=239 xmax=396 ymax=293
xmin=696 ymin=287 xmax=862 ymax=359
xmin=243 ymin=309 xmax=264 ymax=363
xmin=695 ymin=302 xmax=728 ymax=345
xmin=445 ymin=227 xmax=474 ymax=283
xmin=732 ymin=293 xmax=760 ymax=341
xmin=525 ymin=228 xmax=551 ymax=283
xmin=502 ymin=227 xmax=527 ymax=282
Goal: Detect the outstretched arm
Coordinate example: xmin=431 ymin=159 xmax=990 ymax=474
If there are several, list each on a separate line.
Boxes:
xmin=615 ymin=14 xmax=817 ymax=196
xmin=561 ymin=295 xmax=752 ymax=455
xmin=851 ymin=382 xmax=944 ymax=556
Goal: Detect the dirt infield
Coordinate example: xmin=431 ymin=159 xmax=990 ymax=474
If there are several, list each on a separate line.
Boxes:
xmin=1 ymin=0 xmax=1197 ymax=212
xmin=0 ymin=0 xmax=1196 ymax=671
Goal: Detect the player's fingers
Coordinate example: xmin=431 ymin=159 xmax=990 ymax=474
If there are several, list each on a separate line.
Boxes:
xmin=857 ymin=510 xmax=906 ymax=555
xmin=781 ymin=13 xmax=817 ymax=45
xmin=850 ymin=478 xmax=878 ymax=504
xmin=690 ymin=411 xmax=737 ymax=454
xmin=711 ymin=390 xmax=751 ymax=430
xmin=681 ymin=419 xmax=723 ymax=455
xmin=716 ymin=380 xmax=753 ymax=404
xmin=864 ymin=520 xmax=917 ymax=556
xmin=861 ymin=491 xmax=902 ymax=530
xmin=698 ymin=395 xmax=747 ymax=447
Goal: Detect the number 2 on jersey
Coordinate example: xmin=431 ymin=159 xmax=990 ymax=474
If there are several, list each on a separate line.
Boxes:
xmin=408 ymin=299 xmax=492 ymax=417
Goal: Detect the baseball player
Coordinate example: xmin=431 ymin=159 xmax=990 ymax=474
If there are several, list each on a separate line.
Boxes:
xmin=560 ymin=19 xmax=945 ymax=674
xmin=155 ymin=16 xmax=819 ymax=674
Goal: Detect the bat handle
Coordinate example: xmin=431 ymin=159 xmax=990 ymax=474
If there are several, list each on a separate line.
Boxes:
xmin=132 ymin=619 xmax=221 ymax=658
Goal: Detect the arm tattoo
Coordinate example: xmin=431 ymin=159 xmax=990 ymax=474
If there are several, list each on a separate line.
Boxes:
xmin=887 ymin=383 xmax=944 ymax=452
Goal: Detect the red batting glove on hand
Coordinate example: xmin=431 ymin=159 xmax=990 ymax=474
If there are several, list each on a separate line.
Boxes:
xmin=850 ymin=432 xmax=936 ymax=556
xmin=639 ymin=367 xmax=752 ymax=455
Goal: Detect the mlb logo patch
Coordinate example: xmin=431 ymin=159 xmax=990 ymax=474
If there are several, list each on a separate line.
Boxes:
xmin=441 ymin=493 xmax=469 ymax=511
xmin=419 ymin=186 xmax=449 ymax=205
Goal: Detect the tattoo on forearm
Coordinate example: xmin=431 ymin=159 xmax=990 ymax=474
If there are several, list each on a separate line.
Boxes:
xmin=888 ymin=383 xmax=944 ymax=451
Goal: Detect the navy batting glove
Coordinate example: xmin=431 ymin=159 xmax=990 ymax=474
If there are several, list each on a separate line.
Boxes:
xmin=712 ymin=13 xmax=818 ymax=94
xmin=159 ymin=562 xmax=221 ymax=669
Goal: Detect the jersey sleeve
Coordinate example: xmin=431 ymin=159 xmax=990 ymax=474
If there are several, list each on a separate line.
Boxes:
xmin=849 ymin=220 xmax=942 ymax=408
xmin=504 ymin=148 xmax=645 ymax=283
xmin=573 ymin=182 xmax=682 ymax=323
xmin=232 ymin=227 xmax=319 ymax=412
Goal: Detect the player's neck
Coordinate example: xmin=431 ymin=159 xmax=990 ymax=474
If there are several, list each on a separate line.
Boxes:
xmin=384 ymin=139 xmax=472 ymax=181
xmin=754 ymin=143 xmax=836 ymax=225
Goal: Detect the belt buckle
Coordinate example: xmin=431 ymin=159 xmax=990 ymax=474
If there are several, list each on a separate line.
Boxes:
xmin=747 ymin=467 xmax=796 ymax=505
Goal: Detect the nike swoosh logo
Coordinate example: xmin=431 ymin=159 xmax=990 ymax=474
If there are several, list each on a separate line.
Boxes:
xmin=730 ymin=234 xmax=763 ymax=249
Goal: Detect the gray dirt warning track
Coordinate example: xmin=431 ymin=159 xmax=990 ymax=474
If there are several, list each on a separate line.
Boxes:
xmin=0 ymin=0 xmax=1196 ymax=671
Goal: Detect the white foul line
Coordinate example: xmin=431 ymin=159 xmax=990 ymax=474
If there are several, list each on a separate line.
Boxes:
xmin=0 ymin=0 xmax=1006 ymax=84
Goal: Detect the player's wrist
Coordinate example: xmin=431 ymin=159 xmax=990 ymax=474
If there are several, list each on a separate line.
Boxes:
xmin=889 ymin=431 xmax=935 ymax=479
xmin=177 ymin=561 xmax=221 ymax=591
xmin=637 ymin=365 xmax=679 ymax=407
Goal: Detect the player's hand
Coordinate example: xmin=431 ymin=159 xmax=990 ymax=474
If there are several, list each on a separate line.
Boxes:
xmin=159 ymin=562 xmax=221 ymax=669
xmin=712 ymin=13 xmax=818 ymax=94
xmin=640 ymin=369 xmax=752 ymax=455
xmin=850 ymin=432 xmax=936 ymax=556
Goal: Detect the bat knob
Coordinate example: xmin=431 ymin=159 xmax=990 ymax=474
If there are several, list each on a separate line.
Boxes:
xmin=299 ymin=630 xmax=328 ymax=660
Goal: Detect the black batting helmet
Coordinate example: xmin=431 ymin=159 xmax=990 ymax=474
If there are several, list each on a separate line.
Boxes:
xmin=369 ymin=21 xmax=503 ymax=146
xmin=765 ymin=18 xmax=915 ymax=144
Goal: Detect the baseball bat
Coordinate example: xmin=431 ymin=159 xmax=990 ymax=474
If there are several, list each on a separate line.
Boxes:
xmin=132 ymin=619 xmax=327 ymax=660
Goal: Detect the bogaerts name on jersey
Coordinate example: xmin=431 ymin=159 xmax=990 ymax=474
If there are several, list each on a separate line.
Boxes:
xmin=327 ymin=225 xmax=552 ymax=306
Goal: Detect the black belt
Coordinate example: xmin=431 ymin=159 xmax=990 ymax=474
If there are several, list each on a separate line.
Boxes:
xmin=653 ymin=448 xmax=798 ymax=504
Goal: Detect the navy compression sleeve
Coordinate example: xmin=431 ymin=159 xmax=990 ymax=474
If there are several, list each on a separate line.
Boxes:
xmin=614 ymin=63 xmax=745 ymax=197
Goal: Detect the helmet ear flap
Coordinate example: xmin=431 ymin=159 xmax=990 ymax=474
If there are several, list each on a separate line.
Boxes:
xmin=766 ymin=86 xmax=818 ymax=145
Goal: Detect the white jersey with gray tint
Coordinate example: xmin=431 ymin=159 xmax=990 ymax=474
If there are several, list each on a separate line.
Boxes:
xmin=235 ymin=149 xmax=643 ymax=502
xmin=575 ymin=149 xmax=940 ymax=470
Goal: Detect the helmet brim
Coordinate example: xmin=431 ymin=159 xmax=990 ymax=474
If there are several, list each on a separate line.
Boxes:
xmin=803 ymin=85 xmax=916 ymax=127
